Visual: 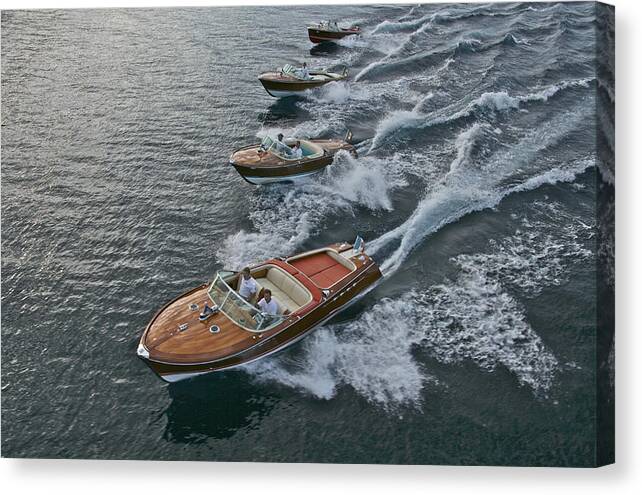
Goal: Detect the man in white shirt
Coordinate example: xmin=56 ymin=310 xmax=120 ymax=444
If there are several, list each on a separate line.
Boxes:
xmin=296 ymin=62 xmax=310 ymax=80
xmin=275 ymin=133 xmax=294 ymax=158
xmin=291 ymin=140 xmax=303 ymax=159
xmin=257 ymin=289 xmax=279 ymax=315
xmin=238 ymin=267 xmax=258 ymax=302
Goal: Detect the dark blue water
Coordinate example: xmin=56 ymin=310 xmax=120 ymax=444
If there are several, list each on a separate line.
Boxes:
xmin=1 ymin=2 xmax=614 ymax=465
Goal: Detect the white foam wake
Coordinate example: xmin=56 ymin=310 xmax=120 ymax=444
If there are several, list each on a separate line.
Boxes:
xmin=356 ymin=13 xmax=437 ymax=81
xmin=369 ymin=77 xmax=594 ymax=152
xmin=369 ymin=104 xmax=594 ymax=276
xmin=215 ymin=152 xmax=407 ymax=269
xmin=457 ymin=201 xmax=594 ymax=297
xmin=245 ymin=299 xmax=430 ymax=406
xmin=244 ymin=206 xmax=593 ymax=407
xmin=370 ymin=12 xmax=434 ymax=35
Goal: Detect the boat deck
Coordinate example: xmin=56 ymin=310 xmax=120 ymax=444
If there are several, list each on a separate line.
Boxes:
xmin=144 ymin=286 xmax=272 ymax=364
xmin=231 ymin=140 xmax=349 ymax=168
xmin=231 ymin=147 xmax=283 ymax=167
xmin=289 ymin=252 xmax=352 ymax=288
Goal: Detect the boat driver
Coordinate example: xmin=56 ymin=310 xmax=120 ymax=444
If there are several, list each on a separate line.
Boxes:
xmin=257 ymin=289 xmax=279 ymax=316
xmin=296 ymin=62 xmax=310 ymax=80
xmin=275 ymin=133 xmax=294 ymax=158
xmin=238 ymin=267 xmax=258 ymax=302
xmin=291 ymin=140 xmax=303 ymax=159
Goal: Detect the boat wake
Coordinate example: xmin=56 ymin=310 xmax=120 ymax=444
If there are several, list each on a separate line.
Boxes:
xmin=356 ymin=16 xmax=434 ymax=82
xmin=369 ymin=77 xmax=594 ymax=152
xmin=244 ymin=201 xmax=593 ymax=409
xmin=233 ymin=3 xmax=600 ymax=411
xmin=358 ymin=4 xmax=541 ymax=83
xmin=370 ymin=103 xmax=595 ymax=275
xmin=370 ymin=12 xmax=435 ymax=35
xmin=215 ymin=152 xmax=407 ymax=269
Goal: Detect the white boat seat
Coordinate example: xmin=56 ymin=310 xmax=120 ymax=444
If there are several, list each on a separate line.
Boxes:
xmin=299 ymin=141 xmax=324 ymax=158
xmin=255 ymin=266 xmax=313 ymax=314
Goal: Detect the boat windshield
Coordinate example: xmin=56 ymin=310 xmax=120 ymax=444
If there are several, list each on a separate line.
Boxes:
xmin=260 ymin=135 xmax=298 ymax=160
xmin=208 ymin=272 xmax=287 ymax=332
xmin=282 ymin=63 xmax=311 ymax=81
xmin=320 ymin=20 xmax=340 ymax=31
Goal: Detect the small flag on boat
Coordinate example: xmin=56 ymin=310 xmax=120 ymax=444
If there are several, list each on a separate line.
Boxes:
xmin=353 ymin=235 xmax=365 ymax=254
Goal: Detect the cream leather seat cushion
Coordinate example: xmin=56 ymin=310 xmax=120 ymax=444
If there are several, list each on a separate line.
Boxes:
xmin=259 ymin=280 xmax=297 ymax=314
xmin=260 ymin=267 xmax=313 ymax=313
xmin=267 ymin=267 xmax=287 ymax=288
xmin=328 ymin=250 xmax=356 ymax=271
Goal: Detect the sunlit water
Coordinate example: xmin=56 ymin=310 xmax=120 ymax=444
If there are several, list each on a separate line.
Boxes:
xmin=1 ymin=3 xmax=614 ymax=465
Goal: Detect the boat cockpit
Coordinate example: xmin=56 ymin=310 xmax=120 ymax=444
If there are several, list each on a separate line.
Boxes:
xmin=207 ymin=265 xmax=314 ymax=332
xmin=259 ymin=136 xmax=324 ymax=161
xmin=281 ymin=63 xmax=317 ymax=81
xmin=317 ymin=20 xmax=341 ymax=32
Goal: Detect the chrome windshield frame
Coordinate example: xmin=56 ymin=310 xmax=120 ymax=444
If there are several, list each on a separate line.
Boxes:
xmin=208 ymin=272 xmax=287 ymax=333
xmin=261 ymin=136 xmax=300 ymax=161
xmin=260 ymin=136 xmax=274 ymax=151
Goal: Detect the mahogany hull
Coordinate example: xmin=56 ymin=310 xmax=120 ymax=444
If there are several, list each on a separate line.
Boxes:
xmin=138 ymin=252 xmax=382 ymax=382
xmin=258 ymin=76 xmax=339 ymax=98
xmin=230 ymin=140 xmax=357 ymax=185
xmin=307 ymin=27 xmax=361 ymax=44
xmin=232 ymin=155 xmax=334 ymax=184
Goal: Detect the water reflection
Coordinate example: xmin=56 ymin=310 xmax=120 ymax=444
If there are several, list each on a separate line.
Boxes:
xmin=163 ymin=372 xmax=276 ymax=442
xmin=257 ymin=97 xmax=309 ymax=126
xmin=309 ymin=42 xmax=341 ymax=56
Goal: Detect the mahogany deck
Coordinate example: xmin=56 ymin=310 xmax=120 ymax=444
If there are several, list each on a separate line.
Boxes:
xmin=144 ymin=286 xmax=278 ymax=364
xmin=230 ymin=140 xmax=350 ymax=169
xmin=260 ymin=71 xmax=344 ymax=84
xmin=231 ymin=147 xmax=282 ymax=167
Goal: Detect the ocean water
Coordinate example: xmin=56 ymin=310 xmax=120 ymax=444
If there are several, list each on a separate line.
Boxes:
xmin=1 ymin=2 xmax=614 ymax=465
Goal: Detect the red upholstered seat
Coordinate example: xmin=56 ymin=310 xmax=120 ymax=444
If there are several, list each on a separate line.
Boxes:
xmin=320 ymin=263 xmax=351 ymax=280
xmin=311 ymin=272 xmax=335 ymax=288
xmin=291 ymin=252 xmax=352 ymax=289
xmin=289 ymin=252 xmax=337 ymax=276
xmin=268 ymin=259 xmax=323 ymax=303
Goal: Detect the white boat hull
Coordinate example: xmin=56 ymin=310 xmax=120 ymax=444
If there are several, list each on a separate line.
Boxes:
xmin=264 ymin=88 xmax=307 ymax=98
xmin=243 ymin=169 xmax=323 ymax=185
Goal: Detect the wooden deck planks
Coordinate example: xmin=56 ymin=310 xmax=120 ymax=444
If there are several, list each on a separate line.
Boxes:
xmin=145 ymin=287 xmax=263 ymax=363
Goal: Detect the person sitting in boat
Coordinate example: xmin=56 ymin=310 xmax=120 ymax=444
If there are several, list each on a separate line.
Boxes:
xmin=238 ymin=267 xmax=258 ymax=302
xmin=291 ymin=140 xmax=303 ymax=159
xmin=274 ymin=133 xmax=294 ymax=158
xmin=295 ymin=62 xmax=310 ymax=80
xmin=257 ymin=288 xmax=279 ymax=316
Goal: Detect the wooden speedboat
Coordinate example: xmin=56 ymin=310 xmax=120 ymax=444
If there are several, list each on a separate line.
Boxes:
xmin=258 ymin=64 xmax=348 ymax=98
xmin=229 ymin=133 xmax=356 ymax=185
xmin=137 ymin=238 xmax=383 ymax=382
xmin=307 ymin=21 xmax=361 ymax=44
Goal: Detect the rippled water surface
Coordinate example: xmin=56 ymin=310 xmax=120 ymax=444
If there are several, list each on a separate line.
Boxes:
xmin=1 ymin=2 xmax=614 ymax=465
